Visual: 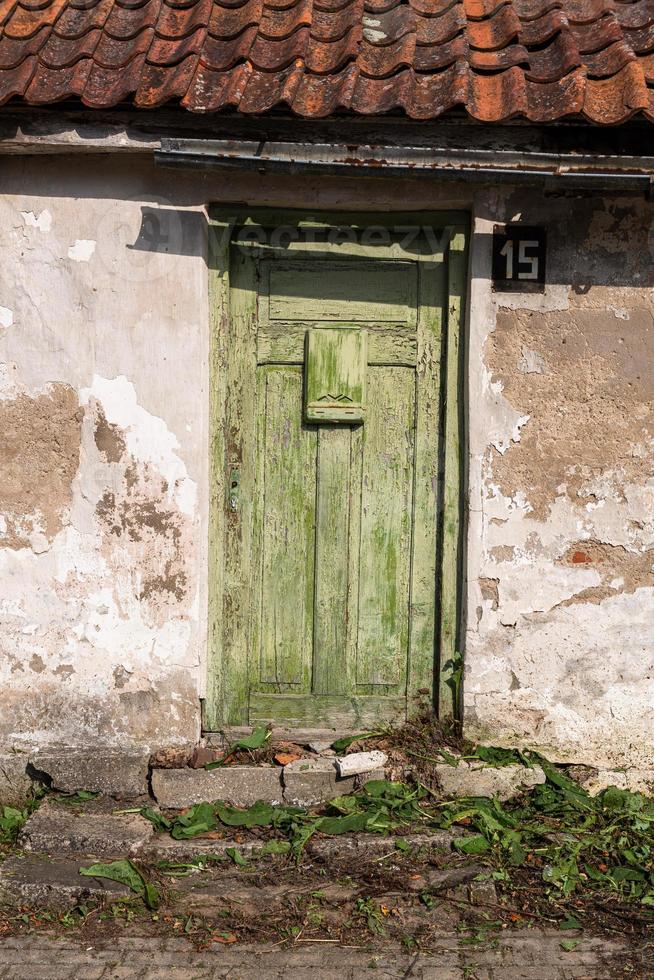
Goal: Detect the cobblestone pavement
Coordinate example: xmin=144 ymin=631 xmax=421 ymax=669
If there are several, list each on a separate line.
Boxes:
xmin=0 ymin=932 xmax=643 ymax=979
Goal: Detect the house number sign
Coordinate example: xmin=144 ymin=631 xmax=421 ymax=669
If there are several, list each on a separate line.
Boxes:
xmin=492 ymin=225 xmax=546 ymax=293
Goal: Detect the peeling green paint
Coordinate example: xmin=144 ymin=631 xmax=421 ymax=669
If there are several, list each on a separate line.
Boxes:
xmin=205 ymin=210 xmax=468 ymax=730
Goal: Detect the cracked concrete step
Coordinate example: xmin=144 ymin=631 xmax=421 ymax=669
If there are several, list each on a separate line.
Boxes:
xmin=0 ymin=754 xmax=32 ymax=807
xmin=0 ymin=750 xmax=152 ymax=806
xmin=30 ymin=749 xmax=151 ymax=798
xmin=17 ymin=797 xmax=461 ymax=865
xmin=171 ymin=876 xmax=361 ymax=915
xmin=140 ymin=828 xmax=460 ymax=862
xmin=151 ymin=760 xmax=386 ymax=809
xmin=19 ymin=799 xmax=155 ymax=856
xmin=0 ymin=854 xmax=131 ymax=909
xmin=434 ymin=760 xmax=546 ymax=800
xmin=151 ymin=767 xmax=284 ymax=809
xmin=0 ymin=829 xmax=462 ymax=913
xmin=282 ymin=757 xmax=385 ymax=807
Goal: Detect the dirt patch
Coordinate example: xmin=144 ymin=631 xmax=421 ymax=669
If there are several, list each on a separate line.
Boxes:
xmin=478 ymin=578 xmax=499 ymax=609
xmin=0 ymin=385 xmax=83 ymax=549
xmin=96 ymin=484 xmax=181 ymax=547
xmin=95 ymin=463 xmax=190 ymax=615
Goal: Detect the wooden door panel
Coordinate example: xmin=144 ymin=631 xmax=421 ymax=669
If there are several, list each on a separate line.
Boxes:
xmin=255 ymin=367 xmax=316 ymax=691
xmin=248 ymin=692 xmax=407 ymax=728
xmin=312 ymin=426 xmax=353 ymax=696
xmin=267 ymin=261 xmax=418 ymax=323
xmin=257 ymin=325 xmax=417 ymax=367
xmin=356 ymin=368 xmax=415 ymax=689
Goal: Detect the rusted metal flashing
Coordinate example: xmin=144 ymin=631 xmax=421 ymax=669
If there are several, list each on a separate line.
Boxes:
xmin=2 ymin=108 xmax=654 ymax=161
xmin=156 ymin=137 xmax=654 ymax=194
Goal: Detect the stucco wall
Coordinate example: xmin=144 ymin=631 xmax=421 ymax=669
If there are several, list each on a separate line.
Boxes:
xmin=0 ymin=158 xmax=211 ymax=749
xmin=0 ymin=153 xmax=652 ymax=766
xmin=465 ymin=190 xmax=654 ymax=771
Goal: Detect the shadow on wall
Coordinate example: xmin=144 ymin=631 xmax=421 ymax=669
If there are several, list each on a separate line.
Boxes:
xmin=129 ymin=195 xmax=654 ymax=294
xmin=5 ymin=149 xmax=653 ymax=289
xmin=129 ymin=206 xmax=207 ymax=259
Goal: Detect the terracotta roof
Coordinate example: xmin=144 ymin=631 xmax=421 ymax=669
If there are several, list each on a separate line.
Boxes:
xmin=1 ymin=0 xmax=654 ymax=121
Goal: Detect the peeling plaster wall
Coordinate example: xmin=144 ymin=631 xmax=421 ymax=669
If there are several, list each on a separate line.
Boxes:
xmin=465 ymin=190 xmax=654 ymax=770
xmin=1 ymin=153 xmax=652 ymax=766
xmin=0 ymin=158 xmax=214 ymax=749
xmin=0 ymin=155 xmax=472 ymax=751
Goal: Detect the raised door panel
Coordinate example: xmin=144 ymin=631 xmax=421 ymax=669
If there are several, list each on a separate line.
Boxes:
xmin=267 ymin=261 xmax=418 ymax=323
xmin=253 ymin=367 xmax=316 ymax=692
xmin=356 ymin=367 xmax=415 ymax=690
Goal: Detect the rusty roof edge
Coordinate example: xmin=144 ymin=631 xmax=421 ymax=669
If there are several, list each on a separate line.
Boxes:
xmin=2 ymin=107 xmax=654 ymax=159
xmin=155 ymin=137 xmax=654 ymax=194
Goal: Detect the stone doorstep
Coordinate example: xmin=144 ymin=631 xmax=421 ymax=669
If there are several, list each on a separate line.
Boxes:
xmin=6 ymin=734 xmax=632 ymax=814
xmin=17 ymin=792 xmax=462 ymax=864
xmin=1 ymin=750 xmax=153 ymax=806
xmin=137 ymin=827 xmax=460 ymax=863
xmin=433 ymin=761 xmax=546 ymax=802
xmin=151 ymin=759 xmax=387 ymax=809
xmin=4 ymin=753 xmax=549 ymax=814
xmin=30 ymin=749 xmax=150 ymax=798
xmin=151 ymin=767 xmax=285 ymax=809
xmin=0 ymin=754 xmax=32 ymax=807
xmin=282 ymin=757 xmax=385 ymax=807
xmin=2 ymin=734 xmax=379 ymax=809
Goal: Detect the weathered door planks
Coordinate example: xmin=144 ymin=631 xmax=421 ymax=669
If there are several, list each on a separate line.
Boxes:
xmin=205 ymin=211 xmax=468 ymax=731
xmin=256 ymin=368 xmax=316 ymax=690
xmin=357 ymin=367 xmax=414 ymax=689
xmin=313 ymin=426 xmax=354 ymax=696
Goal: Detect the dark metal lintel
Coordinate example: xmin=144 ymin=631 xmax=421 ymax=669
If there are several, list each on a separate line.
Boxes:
xmin=155 ymin=138 xmax=654 ymax=194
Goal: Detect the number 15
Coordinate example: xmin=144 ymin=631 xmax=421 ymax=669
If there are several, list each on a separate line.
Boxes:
xmin=500 ymin=239 xmax=539 ymax=280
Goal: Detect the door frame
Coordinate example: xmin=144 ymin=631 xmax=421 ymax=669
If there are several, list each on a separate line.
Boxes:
xmin=203 ymin=207 xmax=469 ymax=731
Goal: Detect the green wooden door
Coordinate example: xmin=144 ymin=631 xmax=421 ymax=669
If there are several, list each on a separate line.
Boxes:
xmin=206 ymin=213 xmax=467 ymax=730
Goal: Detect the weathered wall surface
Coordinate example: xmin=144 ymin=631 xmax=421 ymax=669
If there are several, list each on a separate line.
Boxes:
xmin=0 ymin=158 xmax=212 ymax=749
xmin=0 ymin=155 xmax=470 ymax=751
xmin=1 ymin=152 xmax=652 ymax=766
xmin=465 ymin=191 xmax=654 ymax=770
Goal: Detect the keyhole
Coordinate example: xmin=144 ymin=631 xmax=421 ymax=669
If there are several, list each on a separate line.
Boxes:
xmin=229 ymin=468 xmax=240 ymax=511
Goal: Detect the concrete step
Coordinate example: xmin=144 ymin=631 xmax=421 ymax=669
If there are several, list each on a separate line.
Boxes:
xmin=6 ymin=796 xmax=464 ymax=911
xmin=19 ymin=799 xmax=156 ymax=856
xmin=0 ymin=854 xmax=131 ymax=909
xmin=19 ymin=797 xmax=459 ymax=861
xmin=0 ymin=828 xmax=465 ymax=913
xmin=150 ymin=758 xmax=386 ymax=809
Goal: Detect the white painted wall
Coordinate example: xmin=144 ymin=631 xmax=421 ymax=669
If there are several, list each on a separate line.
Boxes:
xmin=0 ymin=159 xmax=212 ymax=748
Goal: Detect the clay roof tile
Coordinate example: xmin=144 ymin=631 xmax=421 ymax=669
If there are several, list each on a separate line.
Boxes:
xmin=1 ymin=0 xmax=654 ymax=122
xmin=103 ymin=0 xmax=161 ymax=39
xmin=0 ymin=24 xmax=47 ymax=66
